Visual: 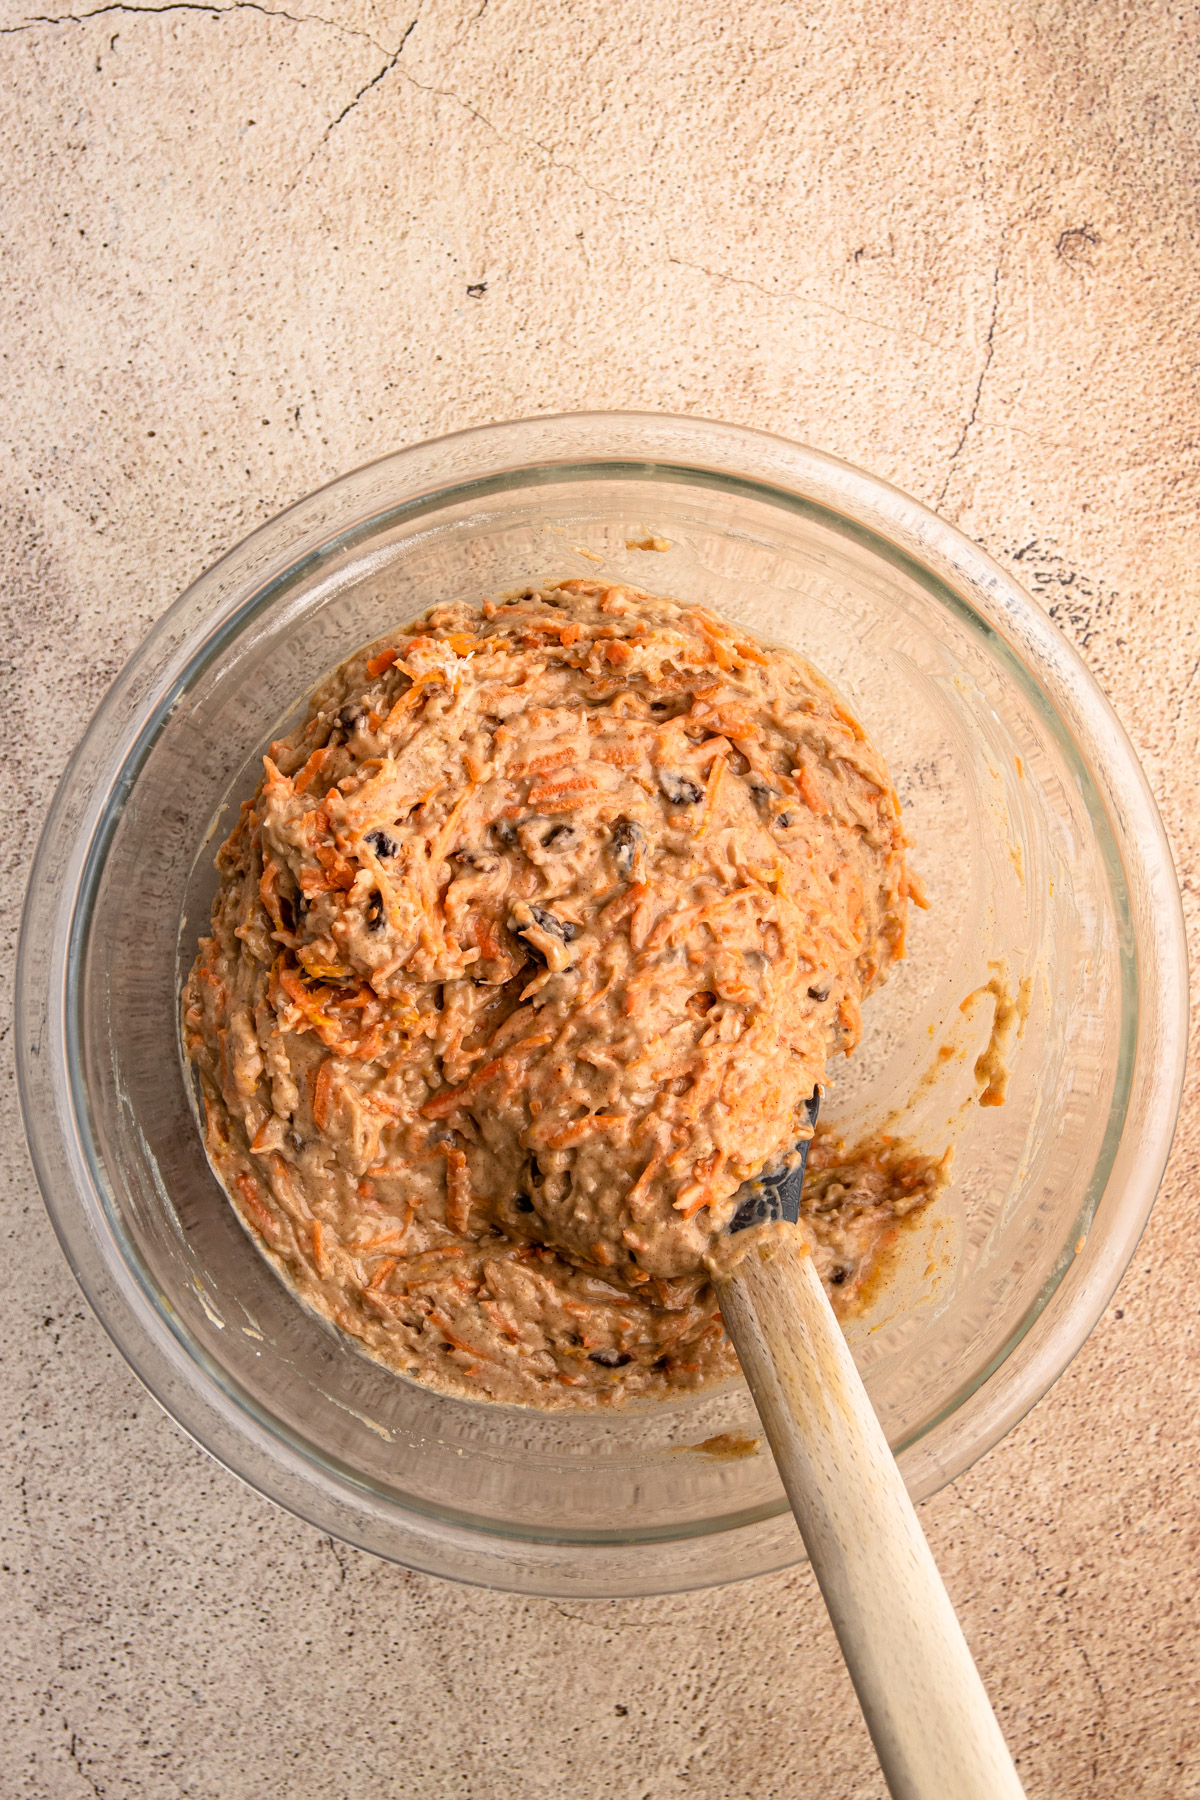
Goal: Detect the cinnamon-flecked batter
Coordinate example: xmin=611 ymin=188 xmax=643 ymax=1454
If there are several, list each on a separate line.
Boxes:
xmin=183 ymin=581 xmax=935 ymax=1407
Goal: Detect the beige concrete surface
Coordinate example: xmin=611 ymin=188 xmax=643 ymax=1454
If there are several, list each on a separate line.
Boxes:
xmin=2 ymin=1 xmax=1198 ymax=1794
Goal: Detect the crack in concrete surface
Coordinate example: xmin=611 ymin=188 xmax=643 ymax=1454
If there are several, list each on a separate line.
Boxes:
xmin=307 ymin=14 xmax=417 ymax=161
xmin=67 ymin=1730 xmax=105 ymax=1799
xmin=547 ymin=1601 xmax=678 ymax=1631
xmin=937 ymin=258 xmax=1003 ymax=509
xmin=666 ymin=251 xmax=957 ymax=354
xmin=293 ymin=46 xmax=638 ymax=212
xmin=0 ymin=0 xmax=387 ymax=49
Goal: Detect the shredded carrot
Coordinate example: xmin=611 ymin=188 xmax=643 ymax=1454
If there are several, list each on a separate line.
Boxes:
xmin=358 ymin=1208 xmax=415 ymax=1253
xmin=312 ymin=840 xmax=357 ymax=891
xmin=311 ymin=1218 xmax=331 ymax=1275
xmin=383 ymin=671 xmax=440 ymax=732
xmin=300 ymin=955 xmax=353 ymax=982
xmin=481 ymin=1299 xmax=524 ymax=1340
xmin=525 ymin=776 xmax=602 ymax=812
xmin=235 ymin=1173 xmax=278 ymax=1240
xmin=590 ymin=740 xmax=642 ymax=767
xmin=672 ymin=1152 xmax=724 ymax=1218
xmin=192 ymin=965 xmax=228 ymax=1008
xmin=443 ymin=1144 xmax=473 ymax=1235
xmin=248 ymin=1118 xmax=276 ymax=1155
xmin=694 ymin=753 xmax=726 ymax=838
xmin=599 ymin=882 xmax=648 ymax=929
xmin=260 ymin=755 xmax=294 ymax=801
xmin=626 ymin=1152 xmax=662 ymax=1213
xmin=904 ymin=868 xmax=930 ymax=910
xmin=202 ymin=1093 xmax=231 ymax=1150
xmin=797 ymin=764 xmax=829 ymax=816
xmin=535 ymin=1112 xmax=627 ymax=1150
xmin=628 ymin=891 xmax=658 ymax=951
xmin=699 ymin=623 xmax=735 ymax=670
xmin=646 ymin=885 xmax=762 ymax=951
xmin=429 ymin=1309 xmax=498 ymax=1362
xmin=294 ymin=745 xmax=333 ymax=795
xmin=521 ymin=619 xmax=581 ymax=647
xmin=421 ymin=1032 xmax=554 ymax=1118
xmin=429 ymin=782 xmax=477 ymax=866
xmin=312 ymin=1058 xmax=336 ymax=1132
xmin=831 ymin=701 xmax=865 ymax=740
xmin=691 ymin=613 xmax=769 ymax=670
xmin=365 ymin=647 xmax=398 ymax=678
xmin=508 ymin=745 xmax=578 ymax=780
xmin=258 ymin=858 xmax=284 ymax=931
xmin=470 ymin=912 xmax=505 ymax=963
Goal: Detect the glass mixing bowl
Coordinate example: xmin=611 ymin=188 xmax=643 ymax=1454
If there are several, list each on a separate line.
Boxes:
xmin=16 ymin=414 xmax=1186 ymax=1597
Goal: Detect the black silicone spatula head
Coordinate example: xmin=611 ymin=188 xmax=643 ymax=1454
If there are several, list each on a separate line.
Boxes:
xmin=728 ymin=1087 xmax=821 ymax=1235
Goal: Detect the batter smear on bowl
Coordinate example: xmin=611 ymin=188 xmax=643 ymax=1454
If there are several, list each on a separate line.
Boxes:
xmin=183 ymin=581 xmax=933 ymax=1407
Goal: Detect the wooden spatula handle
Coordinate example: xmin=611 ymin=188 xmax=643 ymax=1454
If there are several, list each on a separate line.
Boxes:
xmin=716 ymin=1225 xmax=1026 ymax=1800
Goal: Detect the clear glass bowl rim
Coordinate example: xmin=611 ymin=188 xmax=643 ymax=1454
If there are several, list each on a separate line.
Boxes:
xmin=15 ymin=411 xmax=1188 ymax=1596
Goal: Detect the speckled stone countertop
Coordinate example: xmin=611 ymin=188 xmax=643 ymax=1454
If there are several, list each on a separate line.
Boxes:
xmin=2 ymin=3 xmax=1197 ymax=1794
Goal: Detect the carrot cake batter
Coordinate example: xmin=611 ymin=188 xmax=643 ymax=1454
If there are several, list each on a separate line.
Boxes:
xmin=183 ymin=580 xmax=932 ymax=1407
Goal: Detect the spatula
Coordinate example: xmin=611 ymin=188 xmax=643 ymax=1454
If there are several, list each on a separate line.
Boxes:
xmin=714 ymin=1092 xmax=1026 ymax=1800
